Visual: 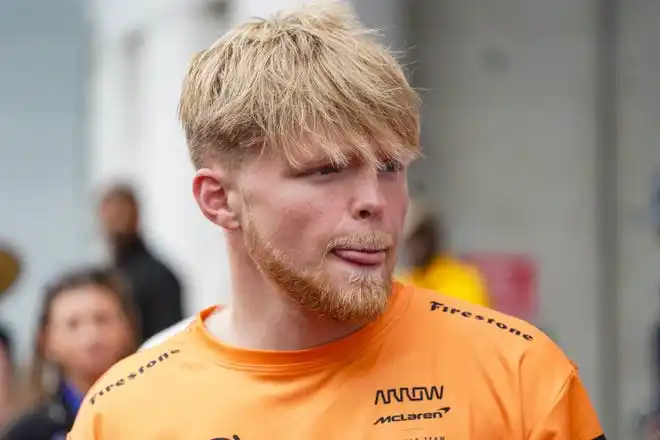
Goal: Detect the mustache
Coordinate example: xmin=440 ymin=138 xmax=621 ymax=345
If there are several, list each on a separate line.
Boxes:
xmin=326 ymin=231 xmax=394 ymax=252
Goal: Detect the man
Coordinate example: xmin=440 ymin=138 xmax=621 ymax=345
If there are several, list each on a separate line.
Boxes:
xmin=400 ymin=200 xmax=491 ymax=307
xmin=98 ymin=185 xmax=183 ymax=342
xmin=69 ymin=4 xmax=605 ymax=439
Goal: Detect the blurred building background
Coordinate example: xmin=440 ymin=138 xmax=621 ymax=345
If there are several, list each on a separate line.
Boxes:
xmin=0 ymin=0 xmax=91 ymax=363
xmin=1 ymin=0 xmax=659 ymax=438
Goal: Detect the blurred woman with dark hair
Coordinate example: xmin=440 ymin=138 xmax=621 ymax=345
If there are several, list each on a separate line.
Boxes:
xmin=1 ymin=267 xmax=137 ymax=439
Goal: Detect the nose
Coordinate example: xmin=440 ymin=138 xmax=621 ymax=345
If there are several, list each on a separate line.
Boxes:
xmin=350 ymin=168 xmax=386 ymax=221
xmin=81 ymin=319 xmax=105 ymax=344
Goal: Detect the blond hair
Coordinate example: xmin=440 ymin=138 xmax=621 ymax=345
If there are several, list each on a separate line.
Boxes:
xmin=178 ymin=2 xmax=421 ymax=170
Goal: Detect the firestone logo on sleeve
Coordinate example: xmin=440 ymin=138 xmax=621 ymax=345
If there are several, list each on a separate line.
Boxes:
xmin=89 ymin=349 xmax=181 ymax=405
xmin=430 ymin=301 xmax=534 ymax=342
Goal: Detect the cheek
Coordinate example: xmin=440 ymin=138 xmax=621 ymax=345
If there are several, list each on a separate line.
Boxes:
xmin=263 ymin=201 xmax=334 ymax=253
xmin=109 ymin=322 xmax=132 ymax=351
xmin=384 ymin=186 xmax=409 ymax=233
xmin=47 ymin=331 xmax=79 ymax=362
xmin=276 ymin=207 xmax=322 ymax=246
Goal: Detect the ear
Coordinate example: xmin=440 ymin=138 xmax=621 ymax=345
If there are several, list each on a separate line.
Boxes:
xmin=192 ymin=168 xmax=240 ymax=230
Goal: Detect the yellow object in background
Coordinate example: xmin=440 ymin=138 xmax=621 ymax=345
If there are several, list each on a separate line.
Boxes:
xmin=0 ymin=246 xmax=21 ymax=296
xmin=401 ymin=255 xmax=491 ymax=307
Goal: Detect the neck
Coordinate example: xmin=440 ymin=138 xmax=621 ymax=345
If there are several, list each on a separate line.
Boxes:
xmin=206 ymin=243 xmax=365 ymax=351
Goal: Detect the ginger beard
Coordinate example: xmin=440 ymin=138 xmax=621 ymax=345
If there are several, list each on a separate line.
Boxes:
xmin=242 ymin=211 xmax=395 ymax=322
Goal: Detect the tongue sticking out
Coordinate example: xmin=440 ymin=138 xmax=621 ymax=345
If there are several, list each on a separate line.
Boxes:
xmin=332 ymin=249 xmax=386 ymax=266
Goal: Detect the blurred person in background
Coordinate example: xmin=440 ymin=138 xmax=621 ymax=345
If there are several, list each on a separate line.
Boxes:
xmin=70 ymin=4 xmax=603 ymax=439
xmin=0 ymin=245 xmax=21 ymax=300
xmin=98 ymin=184 xmax=183 ymax=343
xmin=1 ymin=267 xmax=136 ymax=439
xmin=400 ymin=199 xmax=491 ymax=307
xmin=0 ymin=327 xmax=15 ymax=429
xmin=0 ymin=245 xmax=21 ymax=428
xmin=657 ymin=173 xmax=660 ymax=412
xmin=645 ymin=171 xmax=660 ymax=439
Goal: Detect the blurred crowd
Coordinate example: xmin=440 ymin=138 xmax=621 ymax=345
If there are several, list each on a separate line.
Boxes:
xmin=0 ymin=185 xmax=185 ymax=437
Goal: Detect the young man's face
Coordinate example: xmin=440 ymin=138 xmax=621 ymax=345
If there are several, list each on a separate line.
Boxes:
xmin=232 ymin=142 xmax=410 ymax=322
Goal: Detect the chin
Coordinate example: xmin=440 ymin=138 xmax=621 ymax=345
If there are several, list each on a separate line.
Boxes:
xmin=329 ymin=271 xmax=390 ymax=292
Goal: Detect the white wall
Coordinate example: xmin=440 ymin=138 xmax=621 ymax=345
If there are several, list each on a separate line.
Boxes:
xmin=0 ymin=0 xmax=89 ymax=362
xmin=618 ymin=0 xmax=660 ymax=432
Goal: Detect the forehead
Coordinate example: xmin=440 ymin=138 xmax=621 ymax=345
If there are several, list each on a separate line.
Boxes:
xmin=102 ymin=193 xmax=132 ymax=206
xmin=100 ymin=194 xmax=135 ymax=214
xmin=50 ymin=286 xmax=118 ymax=317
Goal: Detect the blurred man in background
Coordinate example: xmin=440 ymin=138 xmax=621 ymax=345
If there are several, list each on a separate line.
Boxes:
xmin=98 ymin=184 xmax=183 ymax=342
xmin=400 ymin=199 xmax=491 ymax=307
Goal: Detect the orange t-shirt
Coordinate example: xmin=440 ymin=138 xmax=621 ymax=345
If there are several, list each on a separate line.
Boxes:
xmin=68 ymin=283 xmax=605 ymax=440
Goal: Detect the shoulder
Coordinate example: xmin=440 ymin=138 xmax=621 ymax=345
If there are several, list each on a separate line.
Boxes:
xmin=84 ymin=334 xmax=190 ymax=411
xmin=70 ymin=331 xmax=205 ymax=437
xmin=404 ymin=286 xmax=572 ymax=374
xmin=142 ymin=251 xmax=178 ymax=277
xmin=400 ymin=286 xmax=583 ymax=427
xmin=128 ymin=249 xmax=178 ymax=281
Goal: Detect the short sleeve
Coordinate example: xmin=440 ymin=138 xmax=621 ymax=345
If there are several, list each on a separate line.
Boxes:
xmin=527 ymin=370 xmax=605 ymax=440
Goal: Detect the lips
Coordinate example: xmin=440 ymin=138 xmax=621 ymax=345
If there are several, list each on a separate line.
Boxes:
xmin=332 ymin=248 xmax=387 ymax=266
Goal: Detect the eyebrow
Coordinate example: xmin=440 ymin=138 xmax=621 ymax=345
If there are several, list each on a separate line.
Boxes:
xmin=282 ymin=137 xmax=419 ymax=173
